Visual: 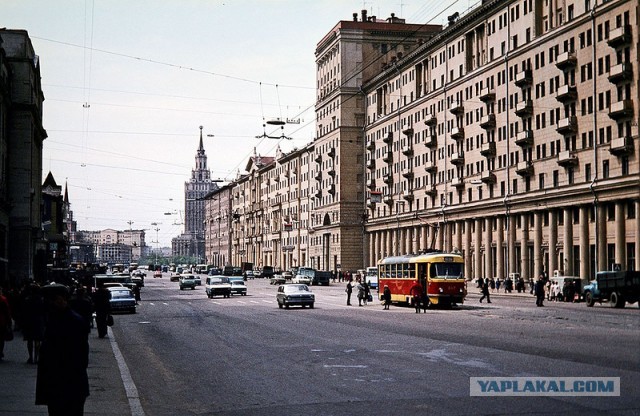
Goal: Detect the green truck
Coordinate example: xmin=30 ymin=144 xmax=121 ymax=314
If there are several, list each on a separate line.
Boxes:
xmin=583 ymin=271 xmax=640 ymax=308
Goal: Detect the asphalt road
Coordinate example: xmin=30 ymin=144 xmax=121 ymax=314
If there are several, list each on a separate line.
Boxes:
xmin=110 ymin=274 xmax=640 ymax=416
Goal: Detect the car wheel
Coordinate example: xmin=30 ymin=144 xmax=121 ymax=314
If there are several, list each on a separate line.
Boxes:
xmin=301 ymin=304 xmax=305 ymax=308
xmin=310 ymin=303 xmax=314 ymax=309
xmin=285 ymin=303 xmax=290 ymax=309
xmin=585 ymin=291 xmax=595 ymax=307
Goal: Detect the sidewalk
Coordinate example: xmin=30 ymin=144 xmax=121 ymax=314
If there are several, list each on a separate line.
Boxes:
xmin=0 ymin=327 xmax=131 ymax=415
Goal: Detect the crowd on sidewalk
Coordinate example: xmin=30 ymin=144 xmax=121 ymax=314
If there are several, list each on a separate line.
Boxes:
xmin=0 ymin=280 xmax=113 ymax=416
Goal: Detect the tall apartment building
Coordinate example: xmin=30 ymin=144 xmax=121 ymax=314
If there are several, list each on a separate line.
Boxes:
xmin=173 ymin=127 xmax=218 ymax=261
xmin=362 ymin=0 xmax=638 ymax=281
xmin=207 ymin=1 xmax=637 ymax=280
xmin=75 ymin=228 xmax=147 ymax=263
xmin=0 ymin=29 xmax=47 ymax=286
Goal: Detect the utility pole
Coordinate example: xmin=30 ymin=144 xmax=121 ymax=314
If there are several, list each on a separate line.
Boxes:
xmin=151 ymin=222 xmax=161 ymax=269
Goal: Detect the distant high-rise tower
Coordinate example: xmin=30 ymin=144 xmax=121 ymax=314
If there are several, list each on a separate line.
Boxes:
xmin=174 ymin=126 xmax=218 ymax=261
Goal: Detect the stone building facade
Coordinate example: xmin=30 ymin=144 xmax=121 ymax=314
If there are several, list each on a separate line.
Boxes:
xmin=205 ymin=1 xmax=638 ymax=279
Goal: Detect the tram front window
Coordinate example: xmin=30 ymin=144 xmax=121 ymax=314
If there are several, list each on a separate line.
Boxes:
xmin=430 ymin=262 xmax=464 ymax=279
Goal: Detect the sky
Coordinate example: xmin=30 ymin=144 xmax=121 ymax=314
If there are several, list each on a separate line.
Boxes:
xmin=2 ymin=0 xmax=473 ymax=247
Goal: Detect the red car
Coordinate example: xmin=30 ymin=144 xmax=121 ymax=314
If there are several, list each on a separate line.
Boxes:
xmin=153 ymin=270 xmax=162 ymax=278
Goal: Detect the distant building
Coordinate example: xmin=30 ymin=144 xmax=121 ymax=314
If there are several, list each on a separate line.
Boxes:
xmin=41 ymin=172 xmax=68 ymax=279
xmin=172 ymin=127 xmax=218 ymax=261
xmin=0 ymin=29 xmax=47 ymax=286
xmin=75 ymin=228 xmax=147 ymax=264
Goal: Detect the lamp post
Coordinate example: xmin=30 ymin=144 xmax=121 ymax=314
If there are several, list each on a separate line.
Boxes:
xmin=151 ymin=222 xmax=160 ymax=269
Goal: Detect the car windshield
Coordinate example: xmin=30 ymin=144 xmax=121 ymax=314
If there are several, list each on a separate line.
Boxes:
xmin=110 ymin=290 xmax=132 ymax=299
xmin=429 ymin=262 xmax=464 ymax=279
xmin=231 ymin=281 xmax=244 ymax=285
xmin=286 ymin=284 xmax=309 ymax=292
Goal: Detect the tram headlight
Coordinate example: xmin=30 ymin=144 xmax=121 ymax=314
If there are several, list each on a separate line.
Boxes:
xmin=438 ymin=287 xmax=443 ymax=293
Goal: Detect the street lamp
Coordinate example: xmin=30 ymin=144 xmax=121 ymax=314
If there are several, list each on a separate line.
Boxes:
xmin=151 ymin=222 xmax=161 ymax=268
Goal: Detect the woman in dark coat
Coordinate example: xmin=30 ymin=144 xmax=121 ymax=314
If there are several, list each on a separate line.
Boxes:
xmin=21 ymin=284 xmax=46 ymax=364
xmin=36 ymin=284 xmax=89 ymax=416
xmin=382 ymin=285 xmax=392 ymax=310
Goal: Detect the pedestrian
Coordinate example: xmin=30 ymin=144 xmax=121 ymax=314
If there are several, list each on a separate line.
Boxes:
xmin=421 ymin=292 xmax=429 ymax=312
xmin=345 ymin=280 xmax=353 ymax=306
xmin=382 ymin=285 xmax=392 ymax=310
xmin=132 ymin=284 xmax=141 ymax=303
xmin=479 ymin=278 xmax=491 ymax=303
xmin=356 ymin=281 xmax=365 ymax=306
xmin=0 ymin=286 xmax=12 ymax=362
xmin=496 ymin=278 xmax=501 ymax=292
xmin=36 ymin=283 xmax=89 ymax=416
xmin=410 ymin=283 xmax=422 ymax=313
xmin=92 ymin=283 xmax=110 ymax=338
xmin=21 ymin=284 xmax=46 ymax=364
xmin=69 ymin=286 xmax=94 ymax=334
xmin=535 ymin=274 xmax=545 ymax=307
xmin=490 ymin=278 xmax=496 ymax=293
xmin=363 ymin=280 xmax=370 ymax=305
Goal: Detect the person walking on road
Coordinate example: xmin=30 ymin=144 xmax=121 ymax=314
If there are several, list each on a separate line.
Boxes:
xmin=382 ymin=285 xmax=392 ymax=310
xmin=92 ymin=283 xmax=110 ymax=338
xmin=21 ymin=284 xmax=46 ymax=364
xmin=356 ymin=281 xmax=365 ymax=306
xmin=535 ymin=275 xmax=546 ymax=307
xmin=36 ymin=283 xmax=89 ymax=416
xmin=479 ymin=278 xmax=491 ymax=303
xmin=410 ymin=283 xmax=423 ymax=313
xmin=345 ymin=281 xmax=353 ymax=306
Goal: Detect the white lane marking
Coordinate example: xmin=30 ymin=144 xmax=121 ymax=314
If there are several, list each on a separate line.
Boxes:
xmin=148 ymin=303 xmax=155 ymax=306
xmin=108 ymin=327 xmax=145 ymax=416
xmin=211 ymin=301 xmax=222 ymax=305
xmin=249 ymin=300 xmax=260 ymax=304
xmin=323 ymin=365 xmax=368 ymax=368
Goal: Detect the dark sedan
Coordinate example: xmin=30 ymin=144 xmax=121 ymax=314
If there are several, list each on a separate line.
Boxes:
xmin=107 ymin=287 xmax=136 ymax=314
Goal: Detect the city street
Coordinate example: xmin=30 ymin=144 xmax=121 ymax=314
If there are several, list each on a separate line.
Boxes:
xmin=109 ymin=273 xmax=639 ymax=415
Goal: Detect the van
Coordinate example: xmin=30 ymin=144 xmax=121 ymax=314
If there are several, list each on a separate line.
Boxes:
xmin=259 ymin=266 xmax=274 ymax=279
xmin=365 ymin=266 xmax=378 ymax=289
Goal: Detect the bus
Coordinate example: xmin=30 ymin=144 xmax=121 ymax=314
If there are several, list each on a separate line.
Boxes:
xmin=365 ymin=266 xmax=378 ymax=289
xmin=378 ymin=252 xmax=466 ymax=308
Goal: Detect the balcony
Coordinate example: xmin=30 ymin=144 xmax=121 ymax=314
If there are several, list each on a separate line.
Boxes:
xmin=449 ymin=99 xmax=464 ymax=115
xmin=451 ymin=177 xmax=464 ymax=188
xmin=556 ymin=116 xmax=577 ymax=134
xmin=367 ymin=198 xmax=377 ymax=209
xmin=383 ymin=174 xmax=393 ymax=185
xmin=450 ymin=126 xmax=464 ymax=140
xmin=479 ymin=87 xmax=495 ymax=102
xmin=608 ymin=100 xmax=634 ymax=120
xmin=402 ymin=191 xmax=414 ymax=202
xmin=314 ymin=154 xmax=322 ymax=163
xmin=367 ymin=178 xmax=376 ymax=189
xmin=556 ymin=84 xmax=577 ymax=103
xmin=451 ymin=152 xmax=464 ymax=165
xmin=383 ymin=195 xmax=394 ymax=205
xmin=481 ymin=171 xmax=496 ymax=184
xmin=515 ymin=100 xmax=533 ymax=116
xmin=557 ymin=150 xmax=578 ymax=167
xmin=402 ymin=170 xmax=414 ymax=180
xmin=366 ymin=160 xmax=375 ymax=170
xmin=555 ymin=51 xmax=577 ymax=70
xmin=479 ymin=114 xmax=496 ymax=129
xmin=515 ymin=130 xmax=534 ymax=147
xmin=480 ymin=141 xmax=496 ymax=157
xmin=314 ymin=171 xmax=321 ymax=181
xmin=607 ymin=25 xmax=631 ymax=48
xmin=328 ymin=184 xmax=336 ymax=195
xmin=402 ymin=127 xmax=414 ymax=136
xmin=424 ymin=112 xmax=437 ymax=126
xmin=402 ymin=145 xmax=414 ymax=156
xmin=274 ymin=175 xmax=280 ymax=182
xmin=514 ymin=69 xmax=532 ymax=87
xmin=328 ymin=167 xmax=336 ymax=177
xmin=314 ymin=190 xmax=322 ymax=199
xmin=383 ymin=131 xmax=393 ymax=144
xmin=383 ymin=151 xmax=393 ymax=163
xmin=366 ymin=139 xmax=375 ymax=150
xmin=424 ymin=184 xmax=437 ymax=196
xmin=424 ymin=131 xmax=437 ymax=148
xmin=608 ymin=63 xmax=633 ymax=84
xmin=516 ymin=161 xmax=534 ymax=177
xmin=327 ymin=147 xmax=336 ymax=158
xmin=609 ymin=136 xmax=634 ymax=156
xmin=424 ymin=160 xmax=437 ymax=173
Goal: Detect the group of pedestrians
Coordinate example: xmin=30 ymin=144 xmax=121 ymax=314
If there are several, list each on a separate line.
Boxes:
xmin=0 ymin=280 xmax=114 ymax=415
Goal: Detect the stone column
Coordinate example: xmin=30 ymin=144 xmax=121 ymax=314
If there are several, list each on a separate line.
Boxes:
xmin=534 ymin=211 xmax=543 ymax=278
xmin=564 ymin=208 xmax=573 ymax=276
xmin=485 ymin=217 xmax=493 ymax=279
xmin=421 ymin=225 xmax=428 ymax=251
xmin=437 ymin=222 xmax=444 ymax=251
xmin=549 ymin=210 xmax=558 ymax=276
xmin=413 ymin=226 xmax=420 ymax=254
xmin=597 ymin=205 xmax=607 ymax=273
xmin=580 ymin=206 xmax=590 ymax=279
xmin=508 ymin=214 xmax=516 ymax=277
xmin=521 ymin=214 xmax=529 ymax=281
xmin=455 ymin=221 xmax=463 ymax=254
xmin=446 ymin=222 xmax=453 ymax=252
xmin=475 ymin=218 xmax=482 ymax=280
xmin=496 ymin=216 xmax=504 ymax=280
xmin=615 ymin=202 xmax=625 ymax=267
xmin=465 ymin=219 xmax=473 ymax=280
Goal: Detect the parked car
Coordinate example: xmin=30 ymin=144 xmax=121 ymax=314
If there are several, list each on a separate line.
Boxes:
xmin=276 ymin=284 xmax=315 ymax=309
xmin=194 ymin=275 xmax=202 ymax=286
xmin=230 ymin=280 xmax=247 ymax=296
xmin=107 ymin=287 xmax=136 ymax=314
xmin=179 ymin=274 xmax=198 ymax=290
xmin=292 ymin=274 xmax=312 ymax=285
xmin=153 ymin=270 xmax=162 ymax=278
xmin=170 ymin=273 xmax=181 ymax=282
xmin=270 ymin=274 xmax=286 ymax=285
xmin=205 ymin=276 xmax=232 ymax=298
xmin=282 ymin=271 xmax=294 ymax=281
xmin=243 ymin=270 xmax=255 ymax=280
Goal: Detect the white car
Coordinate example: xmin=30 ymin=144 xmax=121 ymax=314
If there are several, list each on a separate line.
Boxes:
xmin=292 ymin=274 xmax=312 ymax=285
